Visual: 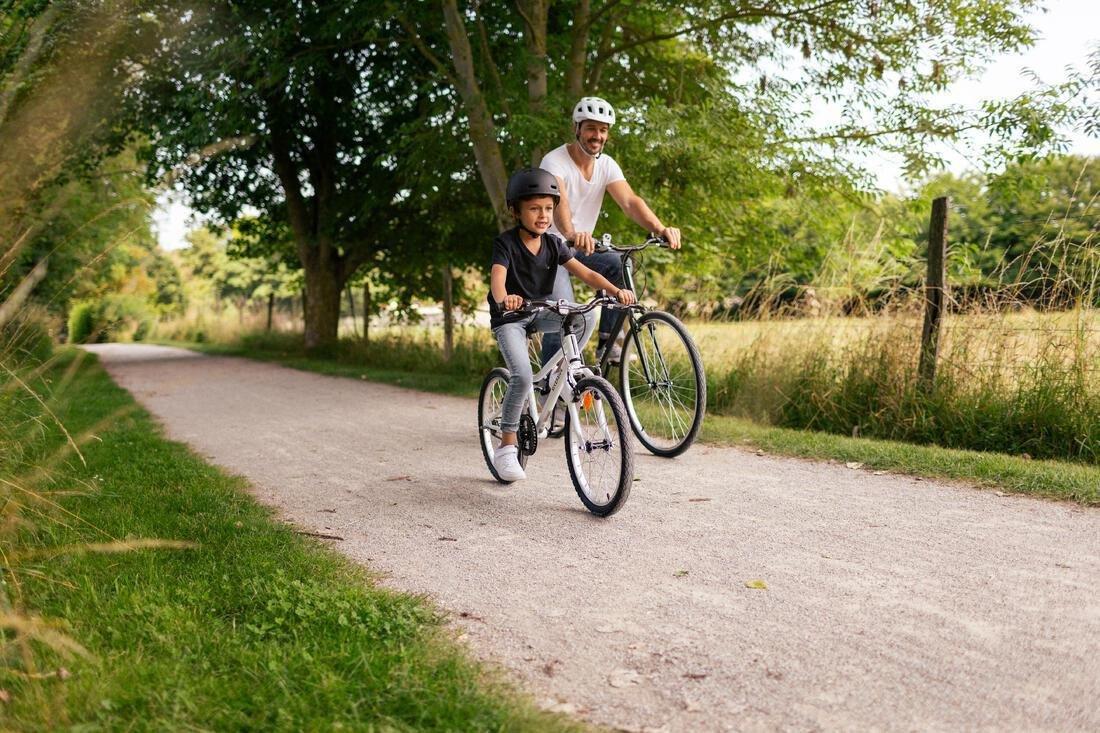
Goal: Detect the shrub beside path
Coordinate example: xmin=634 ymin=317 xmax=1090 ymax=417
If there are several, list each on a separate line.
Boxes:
xmin=86 ymin=343 xmax=1100 ymax=732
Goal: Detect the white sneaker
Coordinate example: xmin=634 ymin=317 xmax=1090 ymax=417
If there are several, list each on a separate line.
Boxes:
xmin=493 ymin=444 xmax=526 ymax=482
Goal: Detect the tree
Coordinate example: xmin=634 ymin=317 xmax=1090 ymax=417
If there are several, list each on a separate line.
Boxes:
xmin=181 ymin=227 xmax=297 ymax=318
xmin=2 ymin=1 xmax=151 ymax=289
xmin=120 ymin=2 xmax=443 ymax=349
xmin=394 ymin=0 xmax=1096 ymax=272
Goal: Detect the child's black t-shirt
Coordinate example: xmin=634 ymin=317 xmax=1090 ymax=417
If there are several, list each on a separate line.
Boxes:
xmin=487 ymin=227 xmax=574 ymax=328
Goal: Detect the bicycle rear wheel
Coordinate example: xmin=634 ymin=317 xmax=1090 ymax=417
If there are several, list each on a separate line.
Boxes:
xmin=565 ymin=377 xmax=634 ymax=517
xmin=478 ymin=367 xmax=529 ymax=483
xmin=619 ymin=310 xmax=706 ymax=458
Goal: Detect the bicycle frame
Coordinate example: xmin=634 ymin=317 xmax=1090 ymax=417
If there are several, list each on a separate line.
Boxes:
xmin=524 ymin=318 xmax=597 ymax=441
xmin=594 ymin=244 xmax=644 ymax=373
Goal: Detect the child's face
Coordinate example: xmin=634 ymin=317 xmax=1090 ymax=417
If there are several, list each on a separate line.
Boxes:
xmin=516 ymin=195 xmax=555 ymax=235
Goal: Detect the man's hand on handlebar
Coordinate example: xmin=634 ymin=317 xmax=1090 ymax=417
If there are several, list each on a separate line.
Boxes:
xmin=659 ymin=226 xmax=682 ymax=249
xmin=501 ymin=294 xmax=524 ymax=311
xmin=568 ymin=231 xmax=596 ymax=256
xmin=614 ymin=288 xmax=637 ymax=306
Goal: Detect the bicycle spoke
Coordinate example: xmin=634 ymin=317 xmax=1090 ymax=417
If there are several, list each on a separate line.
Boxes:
xmin=570 ymin=385 xmax=623 ymax=507
xmin=620 ymin=312 xmax=704 ymax=456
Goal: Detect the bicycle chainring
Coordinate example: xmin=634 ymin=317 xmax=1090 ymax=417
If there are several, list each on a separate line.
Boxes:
xmin=518 ymin=413 xmax=538 ymax=456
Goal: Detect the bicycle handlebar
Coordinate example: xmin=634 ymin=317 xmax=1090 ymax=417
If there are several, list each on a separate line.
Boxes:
xmin=590 ymin=234 xmax=673 ymax=254
xmin=516 ymin=291 xmax=635 ymax=316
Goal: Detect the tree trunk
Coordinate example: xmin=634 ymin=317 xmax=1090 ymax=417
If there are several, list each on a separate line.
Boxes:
xmin=362 ymin=281 xmax=371 ymax=346
xmin=266 ymin=292 xmax=274 ymax=332
xmin=303 ymin=262 xmax=342 ymax=350
xmin=517 ymin=0 xmax=549 ymax=165
xmin=442 ymin=0 xmax=511 ymax=232
xmin=565 ymin=0 xmax=590 ymax=101
xmin=442 ymin=265 xmax=454 ymax=362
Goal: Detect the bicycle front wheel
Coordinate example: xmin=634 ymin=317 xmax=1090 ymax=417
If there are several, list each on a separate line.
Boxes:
xmin=478 ymin=367 xmax=529 ymax=483
xmin=619 ymin=310 xmax=706 ymax=458
xmin=565 ymin=377 xmax=634 ymax=517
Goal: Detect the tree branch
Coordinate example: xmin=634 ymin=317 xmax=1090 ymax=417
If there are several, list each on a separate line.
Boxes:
xmin=599 ymin=0 xmax=860 ymax=64
xmin=774 ymin=116 xmax=980 ymax=147
xmin=441 ymin=0 xmax=511 ymax=231
xmin=475 ymin=1 xmax=510 ymax=117
xmin=266 ymin=112 xmax=312 ymax=256
xmin=339 ymin=241 xmax=373 ymax=283
xmin=161 ymin=135 xmax=257 ymax=187
xmin=588 ymin=0 xmax=625 ymax=28
xmin=393 ymin=10 xmax=460 ymax=89
xmin=0 ymin=3 xmax=63 ymax=125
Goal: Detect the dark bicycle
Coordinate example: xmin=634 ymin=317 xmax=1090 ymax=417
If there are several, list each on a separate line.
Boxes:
xmin=552 ymin=234 xmax=706 ymax=458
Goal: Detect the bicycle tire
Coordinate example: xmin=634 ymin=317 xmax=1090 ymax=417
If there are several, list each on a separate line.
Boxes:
xmin=619 ymin=310 xmax=706 ymax=458
xmin=564 ymin=376 xmax=634 ymax=517
xmin=478 ymin=367 xmax=529 ymax=483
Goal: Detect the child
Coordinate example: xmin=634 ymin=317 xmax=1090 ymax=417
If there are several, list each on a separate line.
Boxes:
xmin=488 ymin=167 xmax=636 ymax=482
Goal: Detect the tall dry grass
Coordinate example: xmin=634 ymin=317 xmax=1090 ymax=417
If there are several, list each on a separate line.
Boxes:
xmin=0 ymin=279 xmax=91 ymax=718
xmin=1 ymin=3 xmax=183 ymax=713
xmin=698 ymin=218 xmax=1100 ymax=463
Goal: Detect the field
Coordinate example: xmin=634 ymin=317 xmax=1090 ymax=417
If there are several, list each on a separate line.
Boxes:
xmin=151 ymin=302 xmax=1100 ymax=464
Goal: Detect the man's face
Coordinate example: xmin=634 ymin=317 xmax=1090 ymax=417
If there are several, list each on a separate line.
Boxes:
xmin=516 ymin=196 xmax=555 ymax=234
xmin=576 ymin=120 xmax=610 ymax=156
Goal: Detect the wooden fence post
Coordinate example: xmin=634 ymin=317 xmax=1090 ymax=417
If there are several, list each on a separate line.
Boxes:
xmin=442 ymin=265 xmax=454 ymax=362
xmin=345 ymin=286 xmax=358 ymax=338
xmin=919 ymin=196 xmax=949 ymax=386
xmin=362 ymin=281 xmax=370 ymax=345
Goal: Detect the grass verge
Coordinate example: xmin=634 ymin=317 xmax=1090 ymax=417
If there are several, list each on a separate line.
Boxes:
xmin=166 ymin=340 xmax=1100 ymax=507
xmin=5 ymin=348 xmax=583 ymax=731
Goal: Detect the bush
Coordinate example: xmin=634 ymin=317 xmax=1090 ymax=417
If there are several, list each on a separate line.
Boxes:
xmin=132 ymin=319 xmax=152 ymax=342
xmin=67 ymin=295 xmax=156 ymax=344
xmin=68 ymin=301 xmax=96 ymax=344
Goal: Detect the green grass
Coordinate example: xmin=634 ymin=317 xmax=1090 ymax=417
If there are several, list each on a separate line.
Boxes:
xmin=166 ymin=339 xmax=1100 ymax=507
xmin=699 ymin=413 xmax=1100 ymax=506
xmin=160 ymin=338 xmax=483 ymax=398
xmin=4 ymin=348 xmax=584 ymax=731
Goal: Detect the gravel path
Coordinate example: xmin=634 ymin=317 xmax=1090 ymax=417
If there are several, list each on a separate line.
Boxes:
xmin=85 ymin=343 xmax=1100 ymax=732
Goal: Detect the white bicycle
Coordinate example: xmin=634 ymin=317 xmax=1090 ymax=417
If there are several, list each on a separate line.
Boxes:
xmin=478 ymin=294 xmax=634 ymax=517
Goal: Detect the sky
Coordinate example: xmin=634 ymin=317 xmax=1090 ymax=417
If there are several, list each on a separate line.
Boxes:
xmin=152 ymin=1 xmax=1100 ymax=251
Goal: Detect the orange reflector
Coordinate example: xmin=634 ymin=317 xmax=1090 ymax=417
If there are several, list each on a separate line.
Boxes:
xmin=582 ymin=392 xmax=594 ymax=410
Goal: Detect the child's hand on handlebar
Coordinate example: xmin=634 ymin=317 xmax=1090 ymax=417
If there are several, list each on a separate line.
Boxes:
xmin=501 ymin=294 xmax=524 ymax=311
xmin=614 ymin=289 xmax=637 ymax=305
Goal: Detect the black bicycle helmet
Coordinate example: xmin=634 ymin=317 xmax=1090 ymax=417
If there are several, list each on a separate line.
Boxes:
xmin=506 ymin=167 xmax=560 ymax=208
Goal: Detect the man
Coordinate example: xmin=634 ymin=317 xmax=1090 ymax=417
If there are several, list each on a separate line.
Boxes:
xmin=538 ymin=96 xmax=681 ymax=367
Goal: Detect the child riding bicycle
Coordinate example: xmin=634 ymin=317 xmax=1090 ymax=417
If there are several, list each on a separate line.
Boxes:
xmin=488 ymin=167 xmax=636 ymax=482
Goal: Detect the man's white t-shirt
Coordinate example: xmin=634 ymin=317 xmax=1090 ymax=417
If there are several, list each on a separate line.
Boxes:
xmin=539 ymin=144 xmax=625 ymax=238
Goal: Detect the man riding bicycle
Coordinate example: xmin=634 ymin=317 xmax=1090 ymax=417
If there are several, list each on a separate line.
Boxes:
xmin=538 ymin=96 xmax=682 ymax=368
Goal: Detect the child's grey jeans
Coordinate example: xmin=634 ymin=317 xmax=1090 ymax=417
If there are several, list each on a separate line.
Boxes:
xmin=493 ymin=309 xmax=597 ymax=434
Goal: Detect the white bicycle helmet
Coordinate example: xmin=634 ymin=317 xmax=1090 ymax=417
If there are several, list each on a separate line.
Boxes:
xmin=572 ymin=96 xmax=616 ymax=126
